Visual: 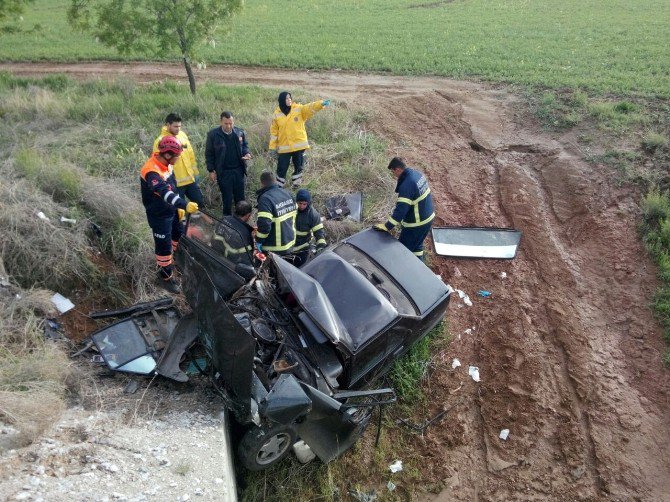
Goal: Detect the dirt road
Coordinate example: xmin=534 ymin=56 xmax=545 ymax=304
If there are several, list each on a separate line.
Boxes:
xmin=4 ymin=62 xmax=670 ymax=500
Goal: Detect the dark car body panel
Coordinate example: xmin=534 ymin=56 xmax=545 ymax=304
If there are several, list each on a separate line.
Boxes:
xmin=343 ymin=229 xmax=450 ymax=315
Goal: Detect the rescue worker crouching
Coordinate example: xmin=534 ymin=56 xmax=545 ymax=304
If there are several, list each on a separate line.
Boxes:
xmin=255 ymin=171 xmax=297 ymax=256
xmin=212 ymin=200 xmax=255 ymax=267
xmin=375 ymin=157 xmax=435 ymax=261
xmin=140 ymin=136 xmax=199 ymax=293
xmin=293 ymin=189 xmax=327 ymax=267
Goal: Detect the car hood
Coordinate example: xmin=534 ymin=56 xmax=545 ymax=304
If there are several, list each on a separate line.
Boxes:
xmin=273 ymin=255 xmax=355 ymax=349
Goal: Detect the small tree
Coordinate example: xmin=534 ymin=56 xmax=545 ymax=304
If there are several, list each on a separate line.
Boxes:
xmin=68 ymin=0 xmax=242 ymax=94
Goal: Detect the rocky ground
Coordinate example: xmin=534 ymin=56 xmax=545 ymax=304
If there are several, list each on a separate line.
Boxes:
xmin=0 ymin=375 xmax=236 ymax=502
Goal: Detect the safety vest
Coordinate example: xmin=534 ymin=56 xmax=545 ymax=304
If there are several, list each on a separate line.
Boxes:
xmin=256 ymin=185 xmax=297 ymax=252
xmin=153 ymin=128 xmax=199 ymax=187
xmin=269 ymin=101 xmax=325 ymax=154
xmin=140 ymin=154 xmax=182 ymax=217
xmin=385 ymin=168 xmax=435 ymax=230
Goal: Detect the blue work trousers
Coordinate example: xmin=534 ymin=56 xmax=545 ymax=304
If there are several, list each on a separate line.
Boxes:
xmin=147 ymin=213 xmax=183 ymax=278
xmin=399 ymin=223 xmax=432 ymax=261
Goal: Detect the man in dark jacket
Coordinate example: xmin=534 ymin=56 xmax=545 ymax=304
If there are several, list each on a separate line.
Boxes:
xmin=375 ymin=157 xmax=435 ymax=261
xmin=205 ymin=111 xmax=252 ymax=216
xmin=256 ymin=171 xmax=297 ymax=255
xmin=212 ymin=200 xmax=254 ymax=266
xmin=140 ymin=136 xmax=199 ymax=293
xmin=293 ymin=189 xmax=326 ymax=267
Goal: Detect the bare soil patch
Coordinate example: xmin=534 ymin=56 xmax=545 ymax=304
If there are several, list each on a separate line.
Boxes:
xmin=2 ymin=62 xmax=669 ymax=500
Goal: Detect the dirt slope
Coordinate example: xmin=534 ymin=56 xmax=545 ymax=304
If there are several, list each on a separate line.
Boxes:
xmin=3 ymin=62 xmax=670 ymax=501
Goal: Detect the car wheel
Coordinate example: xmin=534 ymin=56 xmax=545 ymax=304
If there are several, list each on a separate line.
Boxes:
xmin=238 ymin=425 xmax=297 ymax=471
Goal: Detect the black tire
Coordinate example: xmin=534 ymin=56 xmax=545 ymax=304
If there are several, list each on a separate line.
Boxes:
xmin=237 ymin=425 xmax=297 ymax=471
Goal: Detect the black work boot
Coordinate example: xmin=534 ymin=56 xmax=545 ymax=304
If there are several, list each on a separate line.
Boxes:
xmin=157 ymin=271 xmax=181 ymax=294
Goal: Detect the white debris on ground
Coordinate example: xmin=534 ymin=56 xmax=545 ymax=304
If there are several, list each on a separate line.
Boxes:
xmin=0 ymin=397 xmax=236 ymax=501
xmin=468 ymin=366 xmax=481 ymax=382
xmin=388 ymin=460 xmax=403 ymax=473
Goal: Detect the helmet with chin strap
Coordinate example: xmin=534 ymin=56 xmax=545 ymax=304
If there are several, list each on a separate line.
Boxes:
xmin=158 ymin=135 xmax=183 ymax=156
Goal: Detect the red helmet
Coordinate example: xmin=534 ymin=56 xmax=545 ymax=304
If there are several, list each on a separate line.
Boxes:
xmin=158 ymin=135 xmax=183 ymax=155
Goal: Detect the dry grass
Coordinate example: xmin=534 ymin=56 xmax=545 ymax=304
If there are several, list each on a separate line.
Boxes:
xmin=0 ymin=261 xmax=72 ymax=449
xmin=80 ymin=177 xmax=156 ymax=300
xmin=0 ymin=166 xmax=96 ymax=291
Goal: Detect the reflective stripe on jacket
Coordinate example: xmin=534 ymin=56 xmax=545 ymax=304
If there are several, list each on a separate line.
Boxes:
xmin=294 ymin=206 xmax=326 ymax=251
xmin=212 ymin=215 xmax=254 ymax=266
xmin=269 ymin=101 xmax=324 ymax=154
xmin=140 ymin=154 xmax=186 ymax=217
xmin=384 ymin=167 xmax=435 ymax=230
xmin=256 ymin=185 xmax=297 ymax=252
xmin=152 ymin=128 xmax=198 ymax=187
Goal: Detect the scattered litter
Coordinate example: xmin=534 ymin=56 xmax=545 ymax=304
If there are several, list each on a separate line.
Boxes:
xmin=464 ymin=327 xmax=473 ymax=336
xmin=455 ymin=289 xmax=472 ymax=307
xmin=451 ymin=358 xmax=461 ymax=369
xmin=91 ymin=355 xmax=104 ymax=363
xmin=468 ymin=366 xmax=481 ymax=382
xmin=123 ymin=380 xmax=140 ymax=395
xmin=453 ymin=266 xmax=462 ymax=278
xmin=500 ymin=272 xmax=507 ymax=279
xmin=324 ymin=192 xmax=363 ymax=222
xmin=60 ymin=216 xmax=77 ymax=225
xmin=36 ymin=211 xmax=49 ymax=221
xmin=477 ymin=290 xmax=492 ymax=298
xmin=44 ymin=319 xmax=65 ymax=341
xmin=51 ymin=293 xmax=75 ymax=314
xmin=387 ymin=481 xmax=396 ymax=492
xmin=499 ymin=429 xmax=510 ymax=441
xmin=389 ymin=460 xmax=403 ymax=473
xmin=293 ymin=440 xmax=316 ymax=463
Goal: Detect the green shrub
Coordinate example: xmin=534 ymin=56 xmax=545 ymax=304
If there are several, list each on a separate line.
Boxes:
xmin=642 ymin=132 xmax=668 ymax=153
xmin=641 ymin=188 xmax=670 ymax=229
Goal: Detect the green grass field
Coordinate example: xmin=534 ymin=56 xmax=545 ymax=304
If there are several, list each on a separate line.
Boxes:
xmin=1 ymin=0 xmax=669 ymax=96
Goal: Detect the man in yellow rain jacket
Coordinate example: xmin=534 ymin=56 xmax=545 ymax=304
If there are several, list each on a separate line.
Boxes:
xmin=268 ymin=91 xmax=330 ymax=188
xmin=153 ymin=113 xmax=203 ymax=207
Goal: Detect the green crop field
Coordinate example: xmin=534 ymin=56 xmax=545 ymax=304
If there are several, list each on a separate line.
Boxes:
xmin=1 ymin=0 xmax=669 ymax=97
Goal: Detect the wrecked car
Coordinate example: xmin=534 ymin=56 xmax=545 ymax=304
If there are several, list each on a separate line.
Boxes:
xmin=90 ymin=211 xmax=451 ymax=470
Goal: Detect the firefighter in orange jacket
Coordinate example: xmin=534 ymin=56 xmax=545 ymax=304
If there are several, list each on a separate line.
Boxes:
xmin=140 ymin=136 xmax=198 ymax=293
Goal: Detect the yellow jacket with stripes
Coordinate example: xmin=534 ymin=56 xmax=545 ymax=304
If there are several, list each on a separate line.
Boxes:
xmin=268 ymin=101 xmax=325 ymax=154
xmin=153 ymin=127 xmax=199 ymax=187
